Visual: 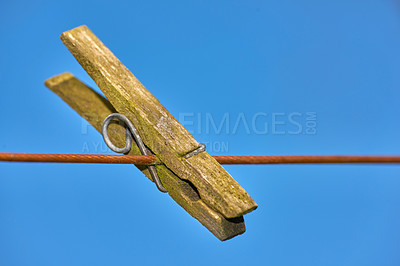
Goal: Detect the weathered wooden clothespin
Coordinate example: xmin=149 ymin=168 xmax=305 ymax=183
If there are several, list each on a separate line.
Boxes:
xmin=45 ymin=25 xmax=257 ymax=240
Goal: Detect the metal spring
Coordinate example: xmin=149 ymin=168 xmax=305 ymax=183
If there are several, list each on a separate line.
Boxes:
xmin=102 ymin=113 xmax=206 ymax=193
xmin=102 ymin=113 xmax=168 ymax=193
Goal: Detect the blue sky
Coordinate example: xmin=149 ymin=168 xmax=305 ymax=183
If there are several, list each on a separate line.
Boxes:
xmin=1 ymin=0 xmax=400 ymax=265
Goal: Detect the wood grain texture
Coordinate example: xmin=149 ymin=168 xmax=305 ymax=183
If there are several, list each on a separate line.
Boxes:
xmin=45 ymin=73 xmax=246 ymax=241
xmin=60 ymin=25 xmax=257 ymax=218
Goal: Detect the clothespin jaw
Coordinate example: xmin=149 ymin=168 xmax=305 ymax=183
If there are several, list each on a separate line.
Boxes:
xmin=46 ymin=73 xmax=246 ymax=240
xmin=46 ymin=25 xmax=257 ymax=240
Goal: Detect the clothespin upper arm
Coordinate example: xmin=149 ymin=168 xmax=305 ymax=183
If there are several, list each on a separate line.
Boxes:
xmin=60 ymin=25 xmax=257 ymax=219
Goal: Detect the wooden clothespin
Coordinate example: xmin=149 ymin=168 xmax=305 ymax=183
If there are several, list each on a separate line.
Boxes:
xmin=45 ymin=25 xmax=257 ymax=240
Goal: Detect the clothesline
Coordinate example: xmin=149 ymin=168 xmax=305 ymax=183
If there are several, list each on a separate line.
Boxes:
xmin=1 ymin=152 xmax=400 ymax=165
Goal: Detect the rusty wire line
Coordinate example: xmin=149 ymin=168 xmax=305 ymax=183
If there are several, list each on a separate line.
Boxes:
xmin=1 ymin=152 xmax=400 ymax=165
